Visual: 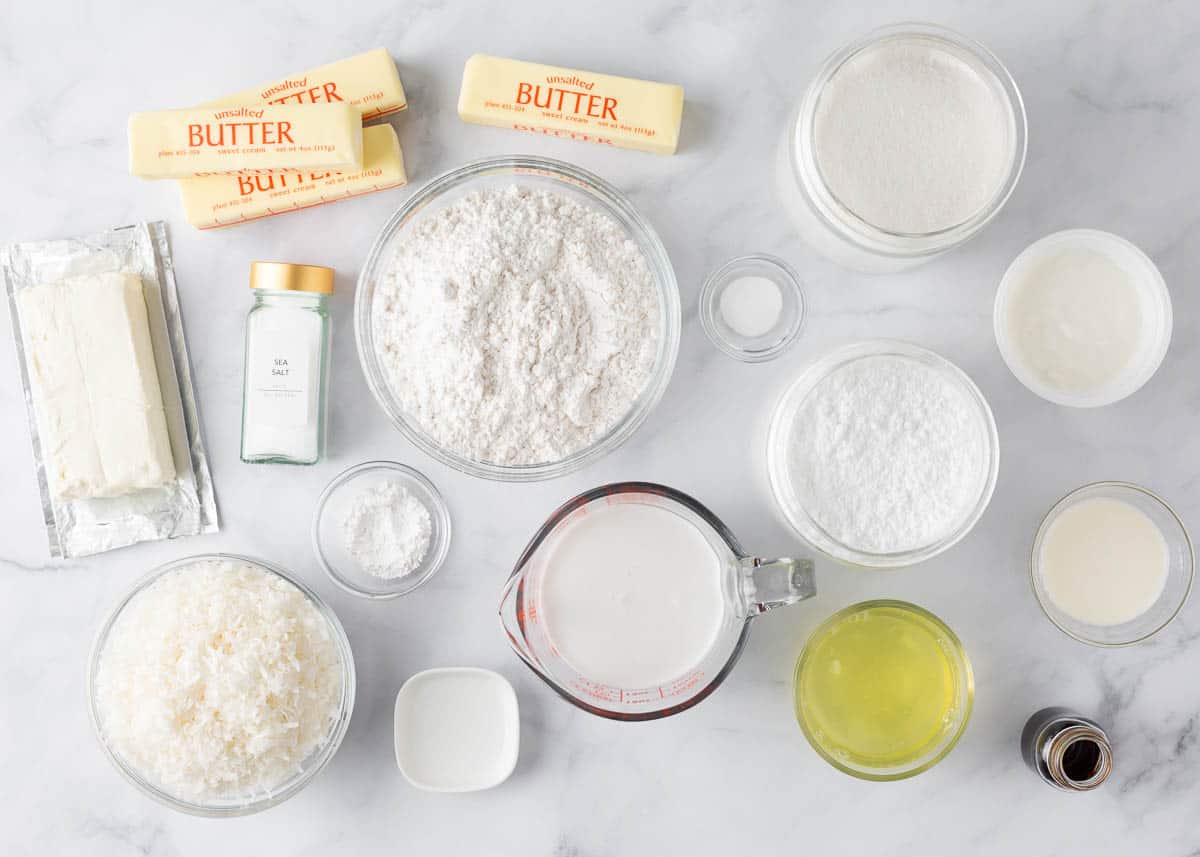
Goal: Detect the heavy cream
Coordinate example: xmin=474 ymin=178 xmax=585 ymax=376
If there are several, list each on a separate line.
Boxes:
xmin=1039 ymin=497 xmax=1169 ymax=627
xmin=538 ymin=501 xmax=726 ymax=689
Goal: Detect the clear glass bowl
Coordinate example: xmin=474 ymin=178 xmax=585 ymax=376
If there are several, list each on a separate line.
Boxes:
xmin=776 ymin=22 xmax=1027 ymax=272
xmin=699 ymin=254 xmax=805 ymax=362
xmin=1031 ymin=482 xmax=1194 ymax=646
xmin=794 ymin=600 xmax=974 ymax=781
xmin=313 ymin=461 xmax=452 ymax=600
xmin=767 ymin=340 xmax=1000 ymax=568
xmin=354 ymin=155 xmax=681 ymax=482
xmin=87 ymin=553 xmax=356 ymax=817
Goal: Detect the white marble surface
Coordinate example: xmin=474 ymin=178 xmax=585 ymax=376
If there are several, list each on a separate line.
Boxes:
xmin=2 ymin=0 xmax=1199 ymax=854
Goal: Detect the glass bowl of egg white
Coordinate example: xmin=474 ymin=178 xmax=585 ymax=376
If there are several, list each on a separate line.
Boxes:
xmin=1032 ymin=482 xmax=1193 ymax=646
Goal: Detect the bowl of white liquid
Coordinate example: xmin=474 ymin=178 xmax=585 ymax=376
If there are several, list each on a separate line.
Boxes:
xmin=777 ymin=22 xmax=1026 ymax=272
xmin=498 ymin=483 xmax=818 ymax=720
xmin=994 ymin=230 xmax=1172 ymax=408
xmin=1032 ymin=482 xmax=1193 ymax=646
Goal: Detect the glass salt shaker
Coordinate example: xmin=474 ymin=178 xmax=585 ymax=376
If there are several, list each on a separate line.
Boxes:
xmin=240 ymin=261 xmax=333 ymax=465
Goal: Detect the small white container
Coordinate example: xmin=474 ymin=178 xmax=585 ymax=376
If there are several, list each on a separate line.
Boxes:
xmin=394 ymin=668 xmax=520 ymax=792
xmin=994 ymin=229 xmax=1172 ymax=408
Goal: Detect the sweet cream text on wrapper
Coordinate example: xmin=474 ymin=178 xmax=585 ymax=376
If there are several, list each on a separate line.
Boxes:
xmin=128 ymin=103 xmax=363 ymax=179
xmin=457 ymin=54 xmax=684 ymax=154
xmin=178 ymin=124 xmax=407 ymax=229
xmin=203 ymin=47 xmax=408 ymax=121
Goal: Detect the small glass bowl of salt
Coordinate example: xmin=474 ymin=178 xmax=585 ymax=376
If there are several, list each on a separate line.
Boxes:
xmin=312 ymin=461 xmax=452 ymax=600
xmin=700 ymin=254 xmax=805 ymax=362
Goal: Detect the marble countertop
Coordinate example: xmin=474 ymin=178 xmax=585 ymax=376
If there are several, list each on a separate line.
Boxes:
xmin=3 ymin=1 xmax=1200 ymax=854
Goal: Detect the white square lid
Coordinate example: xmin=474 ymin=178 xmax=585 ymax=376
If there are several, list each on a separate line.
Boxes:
xmin=394 ymin=667 xmax=520 ymax=792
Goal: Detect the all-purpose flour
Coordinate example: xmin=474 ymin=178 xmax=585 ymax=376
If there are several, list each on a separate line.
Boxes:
xmin=372 ymin=186 xmax=660 ymax=466
xmin=786 ymin=354 xmax=988 ymax=554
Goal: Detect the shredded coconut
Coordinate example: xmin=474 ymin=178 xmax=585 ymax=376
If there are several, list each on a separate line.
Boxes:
xmin=341 ymin=479 xmax=432 ymax=578
xmin=371 ymin=185 xmax=660 ymax=465
xmin=785 ymin=354 xmax=988 ymax=553
xmin=94 ymin=559 xmax=343 ymax=800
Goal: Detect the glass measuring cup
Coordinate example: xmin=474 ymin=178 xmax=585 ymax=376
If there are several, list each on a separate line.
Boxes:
xmin=498 ymin=482 xmax=817 ymax=721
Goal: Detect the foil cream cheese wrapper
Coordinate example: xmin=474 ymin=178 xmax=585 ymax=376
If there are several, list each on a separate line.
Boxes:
xmin=2 ymin=222 xmax=219 ymax=558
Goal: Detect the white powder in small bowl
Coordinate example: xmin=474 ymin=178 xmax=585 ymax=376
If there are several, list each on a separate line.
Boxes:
xmin=341 ymin=479 xmax=432 ymax=578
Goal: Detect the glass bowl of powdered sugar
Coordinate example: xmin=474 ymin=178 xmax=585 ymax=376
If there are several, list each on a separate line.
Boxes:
xmin=312 ymin=461 xmax=452 ymax=599
xmin=767 ymin=340 xmax=999 ymax=569
xmin=354 ymin=156 xmax=681 ymax=482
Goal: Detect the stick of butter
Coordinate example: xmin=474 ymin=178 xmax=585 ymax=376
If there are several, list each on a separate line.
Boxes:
xmin=457 ymin=54 xmax=684 ymax=155
xmin=202 ymin=47 xmax=407 ymax=122
xmin=17 ymin=272 xmax=176 ymax=502
xmin=128 ymin=103 xmax=363 ymax=179
xmin=178 ymin=123 xmax=407 ymax=229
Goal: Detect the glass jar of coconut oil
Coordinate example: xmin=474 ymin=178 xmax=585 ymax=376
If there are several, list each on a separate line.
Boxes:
xmin=240 ymin=262 xmax=333 ymax=465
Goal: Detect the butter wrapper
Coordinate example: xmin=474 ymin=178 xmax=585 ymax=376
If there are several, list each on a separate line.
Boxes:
xmin=2 ymin=222 xmax=219 ymax=558
xmin=203 ymin=47 xmax=407 ymax=122
xmin=179 ymin=123 xmax=407 ymax=229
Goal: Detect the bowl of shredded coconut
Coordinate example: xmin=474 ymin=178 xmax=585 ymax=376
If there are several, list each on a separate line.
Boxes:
xmin=355 ymin=156 xmax=680 ymax=481
xmin=768 ymin=340 xmax=999 ymax=568
xmin=88 ymin=554 xmax=355 ymax=816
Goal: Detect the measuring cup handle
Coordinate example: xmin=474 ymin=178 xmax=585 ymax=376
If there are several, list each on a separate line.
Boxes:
xmin=738 ymin=556 xmax=817 ymax=617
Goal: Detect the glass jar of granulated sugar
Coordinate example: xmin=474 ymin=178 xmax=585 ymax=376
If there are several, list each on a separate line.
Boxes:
xmin=777 ymin=23 xmax=1027 ymax=273
xmin=241 ymin=262 xmax=333 ymax=465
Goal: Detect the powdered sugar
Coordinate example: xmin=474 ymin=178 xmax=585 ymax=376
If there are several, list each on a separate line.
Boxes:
xmin=786 ymin=354 xmax=988 ymax=553
xmin=371 ymin=185 xmax=660 ymax=466
xmin=341 ymin=479 xmax=432 ymax=578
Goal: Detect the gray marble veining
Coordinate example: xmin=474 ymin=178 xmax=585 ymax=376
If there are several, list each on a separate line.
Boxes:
xmin=2 ymin=0 xmax=1200 ymax=854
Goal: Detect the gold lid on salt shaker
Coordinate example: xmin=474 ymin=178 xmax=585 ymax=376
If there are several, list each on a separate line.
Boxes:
xmin=249 ymin=261 xmax=335 ymax=294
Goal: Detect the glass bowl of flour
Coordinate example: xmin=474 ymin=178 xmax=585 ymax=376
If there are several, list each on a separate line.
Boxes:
xmin=768 ymin=340 xmax=999 ymax=568
xmin=355 ymin=156 xmax=680 ymax=481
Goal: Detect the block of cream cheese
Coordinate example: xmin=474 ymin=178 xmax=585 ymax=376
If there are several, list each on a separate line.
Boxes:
xmin=17 ymin=272 xmax=175 ymax=502
xmin=458 ymin=54 xmax=684 ymax=154
xmin=178 ymin=123 xmax=407 ymax=229
xmin=203 ymin=47 xmax=407 ymax=122
xmin=128 ymin=103 xmax=363 ymax=179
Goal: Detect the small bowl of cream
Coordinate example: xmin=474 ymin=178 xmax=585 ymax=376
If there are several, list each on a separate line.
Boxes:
xmin=994 ymin=229 xmax=1172 ymax=407
xmin=1031 ymin=482 xmax=1193 ymax=646
xmin=699 ymin=254 xmax=805 ymax=362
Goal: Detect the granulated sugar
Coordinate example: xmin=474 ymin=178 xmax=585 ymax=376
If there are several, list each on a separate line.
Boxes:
xmin=786 ymin=354 xmax=988 ymax=554
xmin=371 ymin=185 xmax=660 ymax=466
xmin=813 ymin=37 xmax=1013 ymax=234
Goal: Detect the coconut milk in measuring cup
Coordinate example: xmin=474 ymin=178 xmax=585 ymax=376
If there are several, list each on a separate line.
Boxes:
xmin=499 ymin=482 xmax=817 ymax=720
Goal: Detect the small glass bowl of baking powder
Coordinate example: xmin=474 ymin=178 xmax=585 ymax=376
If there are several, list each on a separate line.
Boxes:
xmin=312 ymin=461 xmax=452 ymax=600
xmin=700 ymin=254 xmax=805 ymax=362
